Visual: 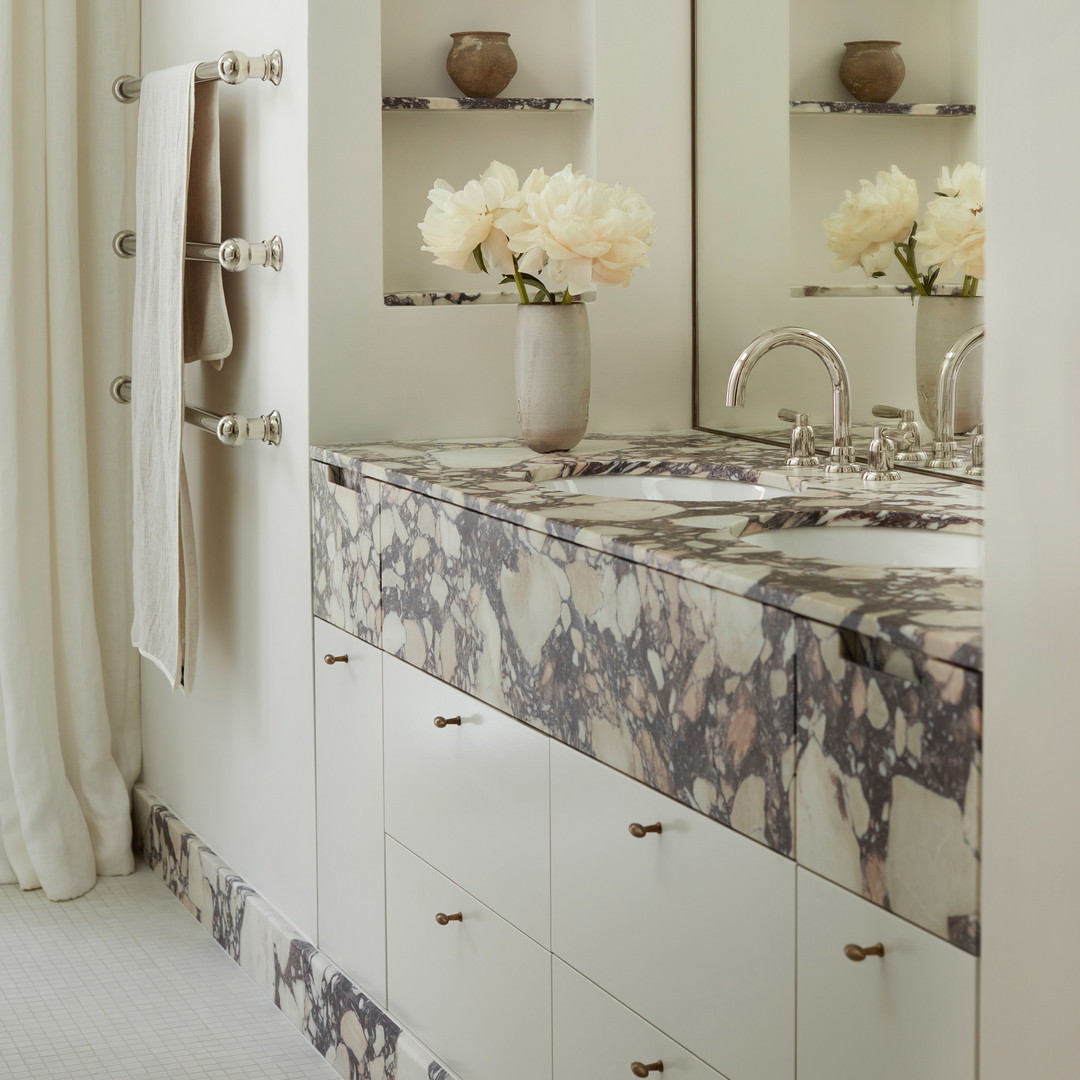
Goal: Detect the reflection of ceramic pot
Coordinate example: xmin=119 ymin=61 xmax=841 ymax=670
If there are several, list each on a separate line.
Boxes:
xmin=915 ymin=295 xmax=984 ymax=437
xmin=515 ymin=303 xmax=590 ymax=453
xmin=839 ymin=41 xmax=905 ymax=103
xmin=446 ymin=31 xmax=517 ymax=98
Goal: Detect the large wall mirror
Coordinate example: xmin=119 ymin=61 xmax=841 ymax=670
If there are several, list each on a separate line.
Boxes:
xmin=693 ymin=0 xmax=983 ymax=481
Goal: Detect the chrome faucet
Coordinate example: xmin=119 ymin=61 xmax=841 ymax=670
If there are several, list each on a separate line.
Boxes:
xmin=928 ymin=325 xmax=985 ymax=469
xmin=725 ymin=327 xmax=858 ymax=473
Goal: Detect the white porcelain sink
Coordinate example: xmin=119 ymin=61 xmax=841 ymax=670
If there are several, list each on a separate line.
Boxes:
xmin=736 ymin=525 xmax=983 ymax=569
xmin=535 ymin=474 xmax=793 ymax=502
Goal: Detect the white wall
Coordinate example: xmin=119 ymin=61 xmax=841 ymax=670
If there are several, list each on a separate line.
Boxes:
xmin=138 ymin=3 xmax=315 ymax=934
xmin=981 ymin=6 xmax=1080 ymax=1077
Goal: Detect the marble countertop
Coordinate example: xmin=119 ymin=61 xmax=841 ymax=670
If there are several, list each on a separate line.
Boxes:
xmin=311 ymin=430 xmax=984 ymax=671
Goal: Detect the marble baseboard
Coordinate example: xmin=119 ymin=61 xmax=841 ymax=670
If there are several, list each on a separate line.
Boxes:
xmin=380 ymin=486 xmax=797 ymax=856
xmin=133 ymin=785 xmax=458 ymax=1080
xmin=794 ymin=621 xmax=981 ymax=954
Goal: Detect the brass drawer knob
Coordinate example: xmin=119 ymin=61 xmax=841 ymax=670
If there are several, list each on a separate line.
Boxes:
xmin=630 ymin=1062 xmax=664 ymax=1077
xmin=323 ymin=653 xmax=348 ymax=665
xmin=435 ymin=911 xmax=463 ymax=926
xmin=433 ymin=715 xmax=462 ymax=728
xmin=628 ymin=822 xmax=663 ymax=838
xmin=844 ymin=942 xmax=885 ymax=962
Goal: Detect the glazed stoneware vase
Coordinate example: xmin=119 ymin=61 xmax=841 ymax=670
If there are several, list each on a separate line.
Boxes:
xmin=838 ymin=41 xmax=905 ymax=103
xmin=446 ymin=31 xmax=518 ymax=98
xmin=514 ymin=303 xmax=590 ymax=453
xmin=915 ymin=294 xmax=985 ymax=437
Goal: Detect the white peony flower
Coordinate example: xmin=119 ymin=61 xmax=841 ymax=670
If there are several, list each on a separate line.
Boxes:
xmin=914 ymin=163 xmax=985 ymax=281
xmin=506 ymin=164 xmax=655 ymax=295
xmin=822 ymin=165 xmax=919 ymax=276
xmin=418 ymin=160 xmax=523 ymax=274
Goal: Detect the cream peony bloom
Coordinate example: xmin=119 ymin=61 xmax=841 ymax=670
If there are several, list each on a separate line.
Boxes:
xmin=822 ymin=165 xmax=919 ymax=276
xmin=505 ymin=164 xmax=655 ymax=296
xmin=418 ymin=160 xmax=523 ymax=274
xmin=914 ymin=163 xmax=985 ymax=281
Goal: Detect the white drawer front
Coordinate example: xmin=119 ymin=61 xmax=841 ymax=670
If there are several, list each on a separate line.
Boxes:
xmin=384 ymin=656 xmax=551 ymax=945
xmin=797 ymin=869 xmax=977 ymax=1080
xmin=314 ymin=620 xmax=386 ymax=1006
xmin=385 ymin=837 xmax=552 ymax=1080
xmin=551 ymin=742 xmax=795 ymax=1080
xmin=554 ymin=958 xmax=725 ymax=1080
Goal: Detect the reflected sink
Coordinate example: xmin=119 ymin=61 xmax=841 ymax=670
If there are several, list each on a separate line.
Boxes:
xmin=536 ymin=474 xmax=793 ymax=502
xmin=736 ymin=525 xmax=983 ymax=569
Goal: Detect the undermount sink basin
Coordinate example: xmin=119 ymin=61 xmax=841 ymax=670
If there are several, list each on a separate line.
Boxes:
xmin=736 ymin=525 xmax=983 ymax=569
xmin=535 ymin=474 xmax=793 ymax=502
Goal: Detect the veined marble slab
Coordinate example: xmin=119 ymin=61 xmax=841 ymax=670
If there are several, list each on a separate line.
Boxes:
xmin=311 ymin=432 xmax=984 ymax=670
xmin=380 ymin=486 xmax=797 ymax=855
xmin=382 ymin=96 xmax=593 ymax=111
xmin=790 ymin=100 xmax=975 ymax=116
xmin=133 ymin=786 xmax=459 ymax=1080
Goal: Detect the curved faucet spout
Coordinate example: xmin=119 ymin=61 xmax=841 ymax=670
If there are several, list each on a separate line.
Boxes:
xmin=726 ymin=327 xmax=856 ymax=472
xmin=929 ymin=324 xmax=985 ymax=469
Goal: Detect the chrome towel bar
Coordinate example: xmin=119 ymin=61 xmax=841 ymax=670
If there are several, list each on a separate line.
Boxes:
xmin=112 ymin=230 xmax=284 ymax=272
xmin=110 ymin=376 xmax=282 ymax=447
xmin=113 ymin=49 xmax=283 ymax=103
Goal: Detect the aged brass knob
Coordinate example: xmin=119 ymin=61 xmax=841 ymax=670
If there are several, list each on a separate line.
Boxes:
xmin=435 ymin=912 xmax=463 ymax=926
xmin=844 ymin=942 xmax=885 ymax=962
xmin=323 ymin=654 xmax=348 ymax=665
xmin=630 ymin=1062 xmax=664 ymax=1077
xmin=433 ymin=715 xmax=462 ymax=728
xmin=628 ymin=822 xmax=663 ymax=838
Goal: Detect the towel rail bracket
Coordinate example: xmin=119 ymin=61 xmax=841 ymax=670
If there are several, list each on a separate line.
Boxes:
xmin=110 ymin=376 xmax=282 ymax=447
xmin=112 ymin=230 xmax=284 ymax=272
xmin=113 ymin=49 xmax=283 ymax=104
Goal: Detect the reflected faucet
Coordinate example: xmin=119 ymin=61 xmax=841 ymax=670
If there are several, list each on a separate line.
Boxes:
xmin=928 ymin=325 xmax=985 ymax=469
xmin=725 ymin=327 xmax=858 ymax=473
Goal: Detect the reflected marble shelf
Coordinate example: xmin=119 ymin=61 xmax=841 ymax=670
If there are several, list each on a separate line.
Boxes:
xmin=790 ymin=100 xmax=975 ymax=116
xmin=383 ymin=96 xmax=594 ymax=111
xmin=384 ymin=290 xmax=597 ymax=307
xmin=791 ymin=283 xmax=974 ymax=298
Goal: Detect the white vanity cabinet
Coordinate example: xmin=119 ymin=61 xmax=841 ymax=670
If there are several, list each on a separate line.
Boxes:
xmin=313 ymin=618 xmax=386 ymax=1006
xmin=796 ymin=869 xmax=977 ymax=1080
xmin=553 ymin=958 xmax=725 ymax=1080
xmin=551 ymin=741 xmax=796 ymax=1080
xmin=383 ymin=655 xmax=551 ymax=946
xmin=385 ymin=838 xmax=553 ymax=1080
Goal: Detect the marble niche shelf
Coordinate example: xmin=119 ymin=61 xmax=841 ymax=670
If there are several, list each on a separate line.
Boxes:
xmin=791 ymin=283 xmax=976 ymax=298
xmin=382 ymin=96 xmax=594 ymax=112
xmin=384 ymin=289 xmax=597 ymax=307
xmin=789 ymin=100 xmax=976 ymax=117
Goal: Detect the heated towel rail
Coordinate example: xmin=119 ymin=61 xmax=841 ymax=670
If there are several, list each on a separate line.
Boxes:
xmin=110 ymin=377 xmax=282 ymax=447
xmin=113 ymin=49 xmax=283 ymax=103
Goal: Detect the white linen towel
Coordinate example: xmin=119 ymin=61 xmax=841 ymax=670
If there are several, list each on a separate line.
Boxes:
xmin=130 ymin=64 xmax=232 ymax=691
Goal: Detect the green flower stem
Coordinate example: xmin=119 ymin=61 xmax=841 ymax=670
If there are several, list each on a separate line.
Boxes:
xmin=561 ymin=287 xmax=573 ymax=304
xmin=893 ymin=245 xmax=930 ymax=296
xmin=962 ymin=275 xmax=980 ymax=297
xmin=510 ymin=255 xmax=530 ymax=305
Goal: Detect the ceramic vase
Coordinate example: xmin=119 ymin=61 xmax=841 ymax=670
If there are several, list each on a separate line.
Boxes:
xmin=446 ymin=31 xmax=517 ymax=98
xmin=915 ymin=294 xmax=985 ymax=437
xmin=838 ymin=41 xmax=905 ymax=103
xmin=514 ymin=303 xmax=590 ymax=453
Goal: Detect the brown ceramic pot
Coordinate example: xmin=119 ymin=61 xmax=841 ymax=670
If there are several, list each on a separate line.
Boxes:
xmin=446 ymin=31 xmax=518 ymax=98
xmin=838 ymin=41 xmax=905 ymax=103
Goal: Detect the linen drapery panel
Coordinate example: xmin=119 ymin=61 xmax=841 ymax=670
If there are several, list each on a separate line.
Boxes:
xmin=0 ymin=0 xmax=140 ymax=899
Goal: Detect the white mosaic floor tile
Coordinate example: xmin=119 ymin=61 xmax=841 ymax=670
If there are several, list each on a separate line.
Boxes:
xmin=0 ymin=864 xmax=340 ymax=1079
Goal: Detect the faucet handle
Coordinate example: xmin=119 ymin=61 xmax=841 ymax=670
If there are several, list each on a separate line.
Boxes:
xmin=872 ymin=405 xmax=929 ymax=461
xmin=965 ymin=423 xmax=984 ymax=478
xmin=779 ymin=409 xmax=820 ymax=467
xmin=863 ymin=426 xmax=913 ymax=482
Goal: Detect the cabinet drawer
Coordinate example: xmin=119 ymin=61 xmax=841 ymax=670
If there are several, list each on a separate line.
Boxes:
xmin=314 ymin=620 xmax=385 ymax=1005
xmin=554 ymin=958 xmax=724 ymax=1080
xmin=310 ymin=462 xmax=382 ymax=642
xmin=384 ymin=656 xmax=550 ymax=945
xmin=797 ymin=869 xmax=976 ymax=1080
xmin=385 ymin=837 xmax=552 ymax=1080
xmin=551 ymin=741 xmax=794 ymax=1080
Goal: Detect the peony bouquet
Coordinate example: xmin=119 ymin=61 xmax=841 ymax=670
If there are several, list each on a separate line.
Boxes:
xmin=823 ymin=162 xmax=985 ymax=296
xmin=419 ymin=161 xmax=655 ymax=303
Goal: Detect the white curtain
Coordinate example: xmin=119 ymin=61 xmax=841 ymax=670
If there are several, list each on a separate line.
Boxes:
xmin=0 ymin=0 xmax=141 ymax=898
